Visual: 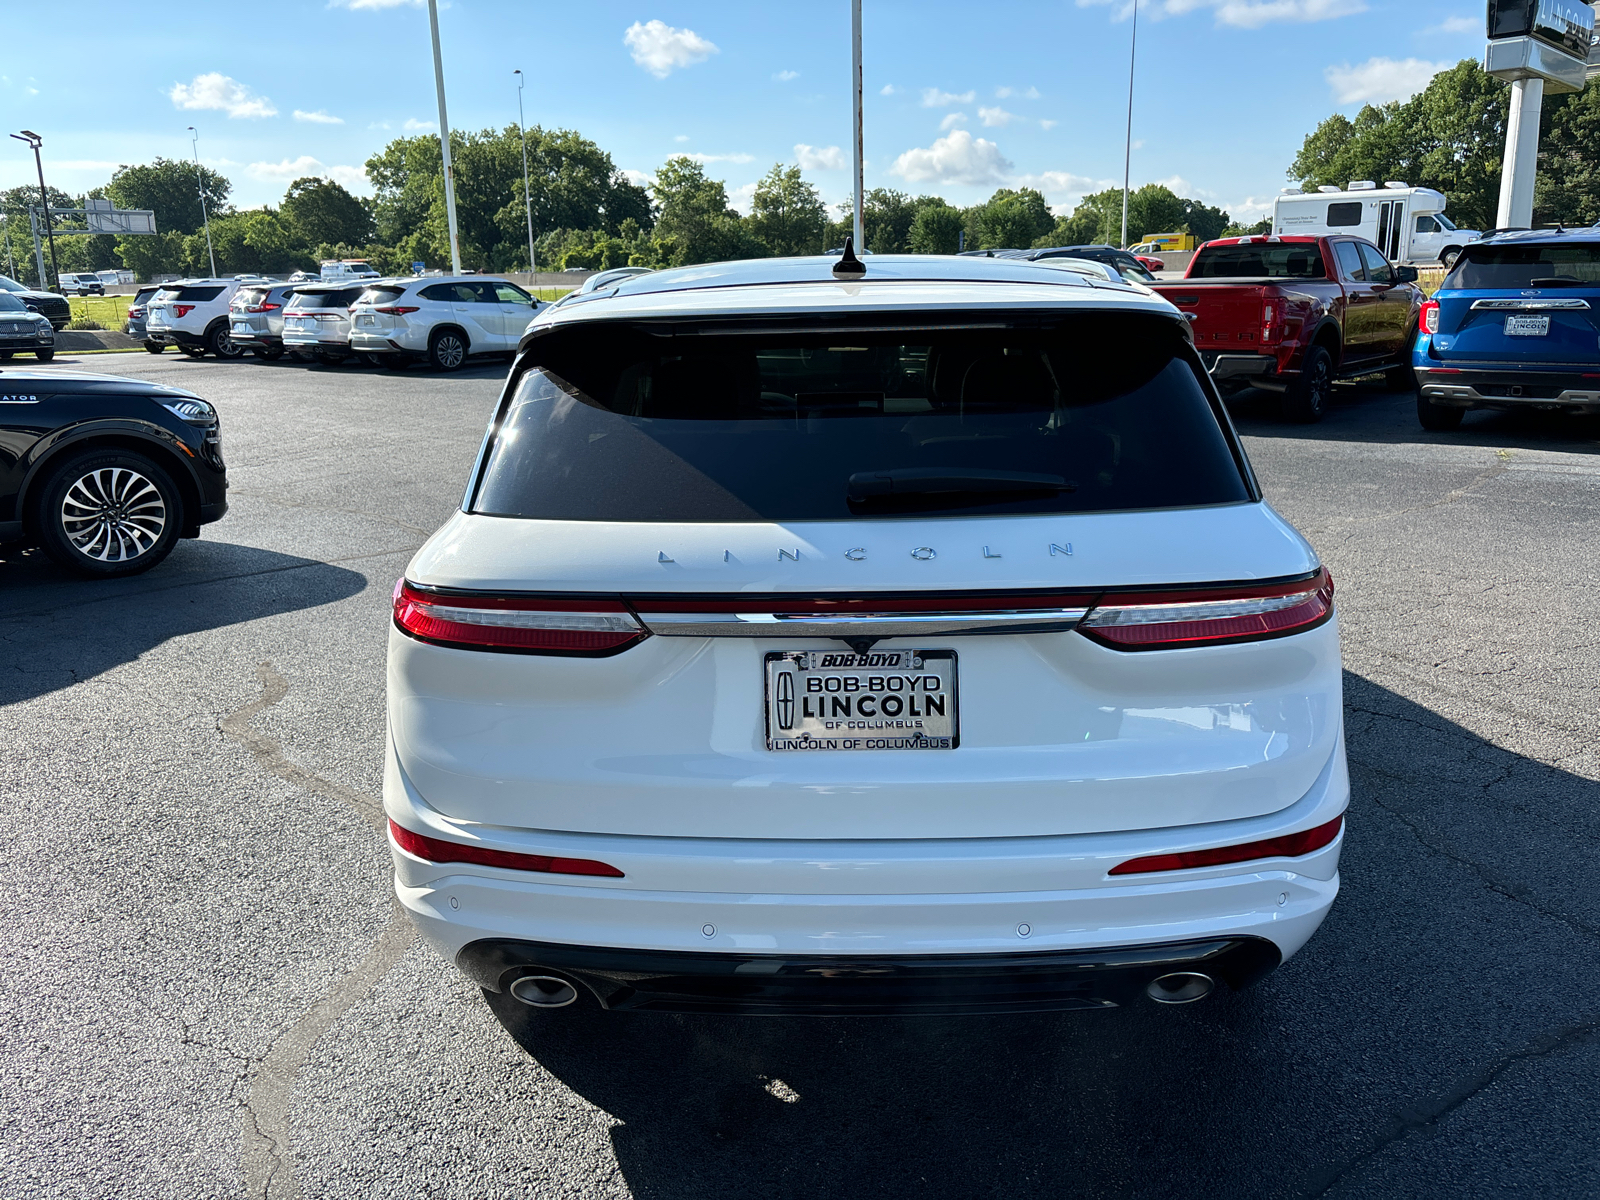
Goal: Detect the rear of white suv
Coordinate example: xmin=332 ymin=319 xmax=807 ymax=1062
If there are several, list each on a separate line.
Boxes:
xmin=281 ymin=282 xmax=371 ymax=364
xmin=349 ymin=277 xmax=542 ymax=370
xmin=145 ymin=279 xmax=248 ymax=358
xmin=387 ymin=256 xmax=1346 ymax=1017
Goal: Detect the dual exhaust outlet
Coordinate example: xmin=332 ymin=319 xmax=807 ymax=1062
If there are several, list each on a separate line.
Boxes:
xmin=507 ymin=970 xmax=1217 ymax=1009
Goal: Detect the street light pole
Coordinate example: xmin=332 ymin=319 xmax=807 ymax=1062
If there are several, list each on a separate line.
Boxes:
xmin=188 ymin=126 xmax=218 ymax=277
xmin=850 ymin=0 xmax=864 ymax=253
xmin=11 ymin=132 xmax=59 ymax=288
xmin=515 ymin=69 xmax=536 ymax=277
xmin=428 ymin=0 xmax=464 ymax=275
xmin=1120 ymin=0 xmax=1139 ymax=249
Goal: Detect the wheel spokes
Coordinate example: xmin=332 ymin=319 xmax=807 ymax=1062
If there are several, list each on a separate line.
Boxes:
xmin=60 ymin=466 xmax=167 ymax=561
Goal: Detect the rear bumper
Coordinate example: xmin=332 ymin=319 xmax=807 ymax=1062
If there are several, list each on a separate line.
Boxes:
xmin=1416 ymin=365 xmax=1600 ymax=411
xmin=350 ymin=329 xmax=422 ymax=353
xmin=146 ymin=329 xmax=204 ymax=349
xmin=458 ymin=935 xmax=1283 ymax=1014
xmin=1201 ymin=352 xmax=1294 ymax=390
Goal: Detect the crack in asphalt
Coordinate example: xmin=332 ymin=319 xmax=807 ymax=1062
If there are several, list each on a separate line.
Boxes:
xmin=1303 ymin=1017 xmax=1600 ymax=1197
xmin=219 ymin=661 xmax=413 ymax=1200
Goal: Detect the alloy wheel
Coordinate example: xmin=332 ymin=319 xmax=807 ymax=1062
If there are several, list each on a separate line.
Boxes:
xmin=60 ymin=467 xmax=167 ymax=563
xmin=433 ymin=334 xmax=465 ymax=370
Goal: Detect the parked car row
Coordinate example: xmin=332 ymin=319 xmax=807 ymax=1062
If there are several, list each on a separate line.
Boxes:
xmin=139 ymin=274 xmax=546 ymax=370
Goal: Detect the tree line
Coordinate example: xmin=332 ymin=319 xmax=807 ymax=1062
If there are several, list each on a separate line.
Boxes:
xmin=0 ymin=124 xmax=1247 ymax=285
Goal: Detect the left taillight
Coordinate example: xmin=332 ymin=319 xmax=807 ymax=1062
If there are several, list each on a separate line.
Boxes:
xmin=392 ymin=579 xmax=647 ymax=655
xmin=389 ymin=819 xmax=624 ymax=877
xmin=1078 ymin=568 xmax=1334 ymax=651
xmin=1420 ymin=299 xmax=1440 ymax=335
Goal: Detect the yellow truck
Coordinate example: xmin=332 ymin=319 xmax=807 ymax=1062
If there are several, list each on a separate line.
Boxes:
xmin=1140 ymin=232 xmax=1197 ymax=252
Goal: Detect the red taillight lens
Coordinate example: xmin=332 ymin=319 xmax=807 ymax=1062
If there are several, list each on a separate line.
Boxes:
xmin=1261 ymin=302 xmax=1276 ymax=344
xmin=174 ymin=304 xmax=195 ymax=318
xmin=375 ymin=305 xmax=420 ymax=315
xmin=389 ymin=819 xmax=625 ymax=877
xmin=1079 ymin=568 xmax=1334 ymax=651
xmin=247 ymin=302 xmax=281 ymax=314
xmin=392 ymin=579 xmax=647 ymax=655
xmin=1420 ymin=299 xmax=1440 ymax=335
xmin=1109 ymin=814 xmax=1343 ymax=875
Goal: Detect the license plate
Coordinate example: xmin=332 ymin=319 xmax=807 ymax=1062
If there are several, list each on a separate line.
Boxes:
xmin=149 ymin=316 xmax=166 ymax=328
xmin=1505 ymin=315 xmax=1550 ymax=337
xmin=357 ymin=314 xmax=375 ymax=326
xmin=764 ymin=649 xmax=958 ymax=751
xmin=232 ymin=320 xmax=253 ymax=332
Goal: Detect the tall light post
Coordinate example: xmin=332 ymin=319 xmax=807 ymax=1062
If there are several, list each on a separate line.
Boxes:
xmin=850 ymin=0 xmax=864 ymax=252
xmin=1120 ymin=0 xmax=1139 ymax=249
xmin=187 ymin=126 xmax=218 ymax=277
xmin=11 ymin=131 xmax=58 ymax=288
xmin=515 ymin=69 xmax=536 ymax=277
xmin=427 ymin=0 xmax=463 ymax=274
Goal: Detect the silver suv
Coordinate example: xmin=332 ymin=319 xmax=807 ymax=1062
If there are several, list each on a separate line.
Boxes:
xmin=281 ymin=282 xmax=373 ymax=365
xmin=228 ymin=282 xmax=301 ymax=361
xmin=348 ymin=276 xmax=543 ymax=371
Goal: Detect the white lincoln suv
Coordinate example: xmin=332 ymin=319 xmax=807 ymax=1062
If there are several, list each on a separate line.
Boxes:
xmin=386 ymin=253 xmax=1347 ymax=1018
xmin=348 ymin=276 xmax=544 ymax=370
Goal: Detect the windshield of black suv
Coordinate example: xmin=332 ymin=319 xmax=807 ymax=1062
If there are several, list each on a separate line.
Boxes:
xmin=471 ymin=312 xmax=1251 ymax=522
xmin=0 ymin=275 xmax=29 ymax=293
xmin=1188 ymin=244 xmax=1328 ymax=278
xmin=0 ymin=293 xmax=27 ymax=312
xmin=1449 ymin=243 xmax=1600 ymax=289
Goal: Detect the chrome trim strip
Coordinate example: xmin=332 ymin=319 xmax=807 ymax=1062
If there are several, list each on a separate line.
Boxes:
xmin=1420 ymin=383 xmax=1600 ymax=406
xmin=1469 ymin=298 xmax=1592 ymax=310
xmin=640 ymin=608 xmax=1091 ymax=638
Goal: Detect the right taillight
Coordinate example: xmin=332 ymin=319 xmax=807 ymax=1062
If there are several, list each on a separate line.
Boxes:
xmin=375 ymin=305 xmax=420 ymax=315
xmin=1420 ymin=299 xmax=1439 ymax=335
xmin=392 ymin=579 xmax=646 ymax=655
xmin=1078 ymin=568 xmax=1334 ymax=651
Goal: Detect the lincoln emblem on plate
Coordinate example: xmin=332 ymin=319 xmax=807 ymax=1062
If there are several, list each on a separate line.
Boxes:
xmin=775 ymin=671 xmax=795 ymax=730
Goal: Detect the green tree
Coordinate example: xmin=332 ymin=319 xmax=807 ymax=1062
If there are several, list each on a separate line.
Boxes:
xmin=281 ymin=177 xmax=373 ymax=247
xmin=650 ymin=156 xmax=765 ymax=266
xmin=746 ymin=163 xmax=826 ymax=257
xmin=907 ymin=199 xmax=964 ymax=253
xmin=105 ymin=158 xmax=231 ymax=236
xmin=967 ymin=187 xmax=1055 ymax=250
xmin=1 ymin=184 xmax=78 ymax=285
xmin=1535 ymin=84 xmax=1600 ymax=226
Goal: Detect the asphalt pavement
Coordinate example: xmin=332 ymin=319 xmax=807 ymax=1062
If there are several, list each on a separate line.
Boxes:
xmin=4 ymin=350 xmax=1600 ymax=1199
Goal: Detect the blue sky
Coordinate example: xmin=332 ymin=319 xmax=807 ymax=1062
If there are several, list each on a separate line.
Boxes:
xmin=3 ymin=0 xmax=1486 ymax=229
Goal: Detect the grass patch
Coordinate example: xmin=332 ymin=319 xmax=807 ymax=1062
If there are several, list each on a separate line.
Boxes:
xmin=529 ymin=288 xmax=572 ymax=302
xmin=68 ymin=295 xmax=133 ymax=326
xmin=66 ymin=316 xmax=107 ymax=331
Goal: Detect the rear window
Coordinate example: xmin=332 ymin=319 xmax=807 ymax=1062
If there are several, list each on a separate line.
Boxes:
xmin=291 ymin=287 xmax=365 ymax=309
xmin=357 ymin=286 xmax=407 ymax=305
xmin=471 ymin=313 xmax=1251 ymax=523
xmin=234 ymin=287 xmax=270 ymax=307
xmin=156 ymin=285 xmax=225 ymax=302
xmin=133 ymin=288 xmax=157 ymax=303
xmin=1449 ymin=243 xmax=1600 ymax=289
xmin=1189 ymin=245 xmax=1327 ymax=279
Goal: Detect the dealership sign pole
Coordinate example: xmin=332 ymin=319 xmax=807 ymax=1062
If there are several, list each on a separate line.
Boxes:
xmin=428 ymin=0 xmax=464 ymax=276
xmin=1485 ymin=0 xmax=1596 ymax=229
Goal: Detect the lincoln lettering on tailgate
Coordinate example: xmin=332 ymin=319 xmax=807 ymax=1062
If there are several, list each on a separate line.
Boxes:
xmin=764 ymin=649 xmax=959 ymax=750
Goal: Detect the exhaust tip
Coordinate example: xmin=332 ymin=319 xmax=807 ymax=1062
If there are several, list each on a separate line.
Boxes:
xmin=509 ymin=974 xmax=579 ymax=1009
xmin=1146 ymin=972 xmax=1214 ymax=1004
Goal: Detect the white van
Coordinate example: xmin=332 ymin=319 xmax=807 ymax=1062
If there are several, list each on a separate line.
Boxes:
xmin=319 ymin=259 xmax=381 ymax=282
xmin=1273 ymin=183 xmax=1480 ymax=268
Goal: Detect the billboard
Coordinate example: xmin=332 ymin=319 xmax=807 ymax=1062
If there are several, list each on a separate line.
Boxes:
xmin=1487 ymin=0 xmax=1595 ymax=57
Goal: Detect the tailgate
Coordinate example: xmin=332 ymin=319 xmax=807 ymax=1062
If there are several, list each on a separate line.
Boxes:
xmin=1152 ymin=283 xmax=1267 ymax=353
xmin=1433 ymin=291 xmax=1600 ymax=365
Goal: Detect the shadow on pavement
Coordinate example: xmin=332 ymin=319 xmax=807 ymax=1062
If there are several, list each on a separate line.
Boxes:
xmin=0 ymin=539 xmax=368 ymax=706
xmin=1229 ymin=382 xmax=1600 ymax=455
xmin=483 ymin=670 xmax=1600 ymax=1199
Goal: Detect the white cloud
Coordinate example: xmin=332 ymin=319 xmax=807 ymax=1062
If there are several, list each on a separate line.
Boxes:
xmin=1013 ymin=170 xmax=1111 ymax=208
xmin=620 ymin=168 xmax=654 ymax=189
xmin=773 ymin=69 xmax=800 ymax=82
xmin=294 ymin=109 xmax=343 ymax=125
xmin=1428 ymin=13 xmax=1478 ymax=32
xmin=728 ymin=181 xmax=758 ymax=215
xmin=880 ymin=83 xmax=897 ymax=95
xmin=1040 ymin=119 xmax=1058 ymax=131
xmin=921 ymin=87 xmax=976 ymax=107
xmin=368 ymin=121 xmax=392 ymax=130
xmin=995 ymin=85 xmax=1042 ymax=99
xmin=674 ymin=134 xmax=690 ymax=142
xmin=795 ymin=143 xmax=846 ymax=170
xmin=403 ymin=118 xmax=435 ymax=131
xmin=326 ymin=165 xmax=370 ymax=192
xmin=1325 ymin=56 xmax=1450 ymax=103
xmin=168 ymin=73 xmax=277 ymax=119
xmin=1079 ymin=0 xmax=1365 ymax=26
xmin=939 ymin=112 xmax=968 ymax=130
xmin=624 ymin=19 xmax=719 ymax=77
xmin=1226 ymin=194 xmax=1278 ymax=219
xmin=890 ymin=129 xmax=1012 ymax=186
xmin=248 ymin=156 xmax=325 ymax=181
xmin=686 ymin=152 xmax=755 ymax=164
xmin=977 ymin=106 xmax=1019 ymax=127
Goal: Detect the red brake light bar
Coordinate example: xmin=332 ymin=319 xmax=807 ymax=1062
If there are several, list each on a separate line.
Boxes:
xmin=1078 ymin=568 xmax=1333 ymax=651
xmin=389 ymin=819 xmax=624 ymax=877
xmin=375 ymin=305 xmax=420 ymax=315
xmin=246 ymin=302 xmax=281 ymax=314
xmin=393 ymin=579 xmax=647 ymax=655
xmin=173 ymin=304 xmax=195 ymax=318
xmin=1109 ymin=814 xmax=1344 ymax=875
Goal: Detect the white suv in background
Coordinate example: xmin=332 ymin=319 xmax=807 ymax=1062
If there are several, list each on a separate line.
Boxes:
xmin=280 ymin=282 xmax=374 ymax=365
xmin=145 ymin=278 xmax=251 ymax=358
xmin=387 ymin=255 xmax=1347 ymax=1020
xmin=348 ymin=277 xmax=544 ymax=371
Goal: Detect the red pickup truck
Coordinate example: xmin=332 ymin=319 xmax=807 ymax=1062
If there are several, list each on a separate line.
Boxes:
xmin=1150 ymin=235 xmax=1424 ymax=422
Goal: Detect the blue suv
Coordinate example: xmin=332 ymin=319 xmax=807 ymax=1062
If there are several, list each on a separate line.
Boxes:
xmin=1413 ymin=229 xmax=1600 ymax=430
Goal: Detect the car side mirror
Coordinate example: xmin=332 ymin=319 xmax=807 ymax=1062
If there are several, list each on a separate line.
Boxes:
xmin=1394 ymin=266 xmax=1418 ymax=284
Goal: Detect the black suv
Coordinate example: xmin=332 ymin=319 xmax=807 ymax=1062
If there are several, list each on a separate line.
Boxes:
xmin=0 ymin=273 xmax=71 ymax=330
xmin=0 ymin=369 xmax=228 ymax=577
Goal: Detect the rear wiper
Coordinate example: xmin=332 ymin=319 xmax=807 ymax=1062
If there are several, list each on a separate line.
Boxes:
xmin=1527 ymin=277 xmax=1590 ymax=287
xmin=848 ymin=468 xmax=1076 ymax=502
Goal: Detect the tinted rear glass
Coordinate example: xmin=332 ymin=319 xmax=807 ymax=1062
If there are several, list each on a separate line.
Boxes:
xmin=1326 ymin=202 xmax=1363 ymax=226
xmin=292 ymin=288 xmax=365 ymax=309
xmin=156 ymin=285 xmax=225 ymax=302
xmin=357 ymin=286 xmax=407 ymax=305
xmin=1450 ymin=243 xmax=1600 ymax=289
xmin=0 ymin=293 xmax=26 ymax=312
xmin=471 ymin=313 xmax=1250 ymax=523
xmin=1189 ymin=245 xmax=1327 ymax=279
xmin=234 ymin=288 xmax=270 ymax=307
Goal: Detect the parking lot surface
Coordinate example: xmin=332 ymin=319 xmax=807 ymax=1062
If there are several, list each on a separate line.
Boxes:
xmin=5 ymin=352 xmax=1600 ymax=1199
